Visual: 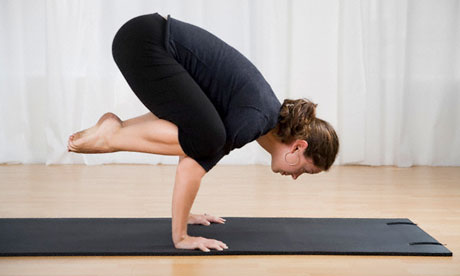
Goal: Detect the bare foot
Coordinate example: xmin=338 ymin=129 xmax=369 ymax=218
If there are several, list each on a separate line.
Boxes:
xmin=67 ymin=112 xmax=123 ymax=153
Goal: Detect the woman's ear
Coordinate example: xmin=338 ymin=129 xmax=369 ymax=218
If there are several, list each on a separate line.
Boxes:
xmin=292 ymin=139 xmax=308 ymax=152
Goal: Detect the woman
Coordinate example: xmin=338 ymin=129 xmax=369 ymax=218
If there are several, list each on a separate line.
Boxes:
xmin=67 ymin=12 xmax=339 ymax=252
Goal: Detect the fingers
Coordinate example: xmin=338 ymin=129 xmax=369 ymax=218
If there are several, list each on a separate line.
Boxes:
xmin=198 ymin=244 xmax=210 ymax=252
xmin=203 ymin=213 xmax=226 ymax=225
xmin=175 ymin=236 xmax=229 ymax=252
xmin=213 ymin=240 xmax=228 ymax=251
xmin=209 ymin=239 xmax=228 ymax=250
xmin=189 ymin=213 xmax=227 ymax=226
xmin=210 ymin=244 xmax=224 ymax=251
xmin=200 ymin=239 xmax=229 ymax=252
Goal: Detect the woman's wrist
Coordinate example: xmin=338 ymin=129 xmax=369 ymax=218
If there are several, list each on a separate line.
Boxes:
xmin=172 ymin=232 xmax=188 ymax=245
xmin=172 ymin=216 xmax=188 ymax=244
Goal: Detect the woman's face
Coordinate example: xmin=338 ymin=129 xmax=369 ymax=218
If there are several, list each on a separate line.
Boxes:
xmin=271 ymin=139 xmax=322 ymax=180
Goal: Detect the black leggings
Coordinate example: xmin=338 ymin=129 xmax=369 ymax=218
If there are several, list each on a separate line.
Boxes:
xmin=111 ymin=13 xmax=226 ymax=160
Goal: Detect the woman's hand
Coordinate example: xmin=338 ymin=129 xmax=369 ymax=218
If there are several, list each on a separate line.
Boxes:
xmin=174 ymin=235 xmax=228 ymax=252
xmin=188 ymin=213 xmax=226 ymax=225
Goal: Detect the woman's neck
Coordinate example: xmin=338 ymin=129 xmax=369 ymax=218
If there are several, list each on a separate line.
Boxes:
xmin=256 ymin=129 xmax=280 ymax=155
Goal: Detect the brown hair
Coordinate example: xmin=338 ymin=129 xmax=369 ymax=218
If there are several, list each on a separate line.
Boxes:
xmin=272 ymin=98 xmax=339 ymax=171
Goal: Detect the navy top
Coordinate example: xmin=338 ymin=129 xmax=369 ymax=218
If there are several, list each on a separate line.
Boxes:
xmin=164 ymin=14 xmax=281 ymax=172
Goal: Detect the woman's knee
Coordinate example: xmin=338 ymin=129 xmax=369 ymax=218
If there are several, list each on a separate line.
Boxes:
xmin=111 ymin=16 xmax=149 ymax=68
xmin=197 ymin=122 xmax=226 ymax=157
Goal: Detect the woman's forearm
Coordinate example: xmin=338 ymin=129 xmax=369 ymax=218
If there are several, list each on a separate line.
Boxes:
xmin=171 ymin=156 xmax=206 ymax=244
xmin=171 ymin=173 xmax=200 ymax=243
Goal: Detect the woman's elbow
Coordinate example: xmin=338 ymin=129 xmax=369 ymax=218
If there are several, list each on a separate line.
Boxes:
xmin=177 ymin=155 xmax=206 ymax=180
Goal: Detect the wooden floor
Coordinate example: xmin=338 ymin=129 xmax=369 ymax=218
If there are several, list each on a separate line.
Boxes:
xmin=0 ymin=164 xmax=459 ymax=276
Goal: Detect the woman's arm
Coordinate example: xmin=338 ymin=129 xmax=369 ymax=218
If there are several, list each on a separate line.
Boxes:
xmin=171 ymin=155 xmax=228 ymax=252
xmin=171 ymin=155 xmax=206 ymax=243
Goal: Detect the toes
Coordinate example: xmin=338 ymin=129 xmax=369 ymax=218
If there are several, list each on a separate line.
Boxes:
xmin=72 ymin=129 xmax=88 ymax=141
xmin=71 ymin=131 xmax=87 ymax=147
xmin=67 ymin=140 xmax=73 ymax=152
xmin=68 ymin=138 xmax=75 ymax=148
xmin=68 ymin=135 xmax=80 ymax=152
xmin=73 ymin=131 xmax=83 ymax=140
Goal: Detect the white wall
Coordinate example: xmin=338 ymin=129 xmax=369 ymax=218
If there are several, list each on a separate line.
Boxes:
xmin=0 ymin=0 xmax=458 ymax=167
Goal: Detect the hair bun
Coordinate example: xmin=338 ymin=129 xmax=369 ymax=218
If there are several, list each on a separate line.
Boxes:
xmin=277 ymin=98 xmax=318 ymax=138
xmin=283 ymin=98 xmax=317 ymax=123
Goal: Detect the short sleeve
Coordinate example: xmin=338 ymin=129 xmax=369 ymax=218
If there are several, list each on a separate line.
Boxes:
xmin=231 ymin=109 xmax=267 ymax=149
xmin=194 ymin=147 xmax=227 ymax=173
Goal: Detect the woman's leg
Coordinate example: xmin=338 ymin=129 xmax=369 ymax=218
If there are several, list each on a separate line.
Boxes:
xmin=107 ymin=13 xmax=225 ymax=160
xmin=68 ymin=111 xmax=186 ymax=156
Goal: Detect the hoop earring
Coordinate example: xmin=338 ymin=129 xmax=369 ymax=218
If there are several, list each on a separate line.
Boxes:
xmin=284 ymin=151 xmax=300 ymax=166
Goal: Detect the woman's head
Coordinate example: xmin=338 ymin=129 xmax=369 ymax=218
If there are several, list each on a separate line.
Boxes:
xmin=270 ymin=98 xmax=339 ymax=179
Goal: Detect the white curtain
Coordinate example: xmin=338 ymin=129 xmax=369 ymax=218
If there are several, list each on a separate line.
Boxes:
xmin=338 ymin=0 xmax=460 ymax=166
xmin=0 ymin=0 xmax=458 ymax=167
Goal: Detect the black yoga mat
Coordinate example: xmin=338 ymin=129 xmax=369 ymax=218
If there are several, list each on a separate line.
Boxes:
xmin=0 ymin=217 xmax=452 ymax=256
